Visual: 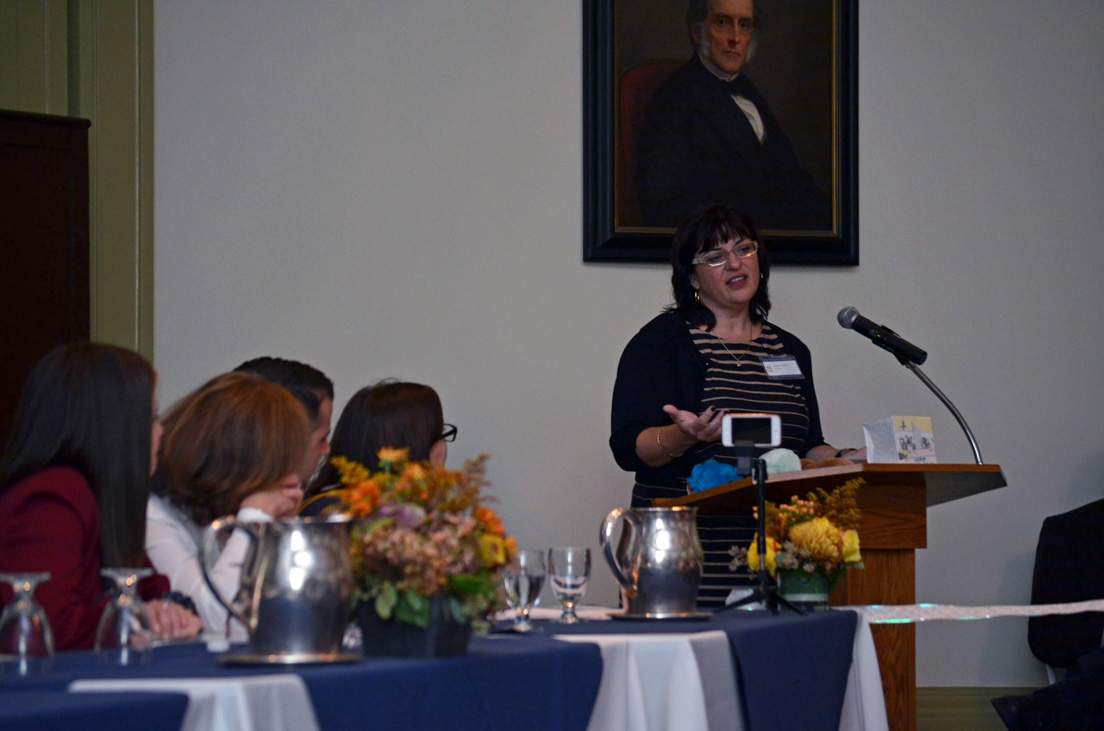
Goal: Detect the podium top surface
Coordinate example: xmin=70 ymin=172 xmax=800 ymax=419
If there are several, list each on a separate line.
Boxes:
xmin=653 ymin=463 xmax=1006 ymax=514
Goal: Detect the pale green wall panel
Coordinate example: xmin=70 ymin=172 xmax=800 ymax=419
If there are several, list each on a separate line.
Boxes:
xmin=74 ymin=0 xmax=154 ymax=358
xmin=4 ymin=0 xmax=154 ymax=358
xmin=0 ymin=0 xmax=69 ymax=113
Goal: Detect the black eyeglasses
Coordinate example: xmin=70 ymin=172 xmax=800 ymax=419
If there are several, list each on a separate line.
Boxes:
xmin=440 ymin=423 xmax=458 ymax=442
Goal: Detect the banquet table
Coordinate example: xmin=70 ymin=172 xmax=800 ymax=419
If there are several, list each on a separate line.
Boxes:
xmin=0 ymin=607 xmax=883 ymax=731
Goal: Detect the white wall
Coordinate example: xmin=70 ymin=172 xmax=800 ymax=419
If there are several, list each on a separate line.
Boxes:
xmin=154 ymin=0 xmax=1104 ymax=687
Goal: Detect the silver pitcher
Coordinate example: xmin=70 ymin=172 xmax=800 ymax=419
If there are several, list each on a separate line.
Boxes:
xmin=599 ymin=506 xmax=703 ymax=618
xmin=201 ymin=516 xmax=354 ymax=659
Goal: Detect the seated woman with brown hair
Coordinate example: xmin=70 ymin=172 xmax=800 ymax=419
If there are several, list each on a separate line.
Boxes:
xmin=300 ymin=380 xmax=454 ymax=516
xmin=145 ymin=371 xmax=310 ymax=639
xmin=0 ymin=343 xmax=201 ymax=649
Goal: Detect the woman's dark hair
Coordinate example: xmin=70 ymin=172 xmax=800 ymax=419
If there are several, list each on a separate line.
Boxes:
xmin=308 ymin=380 xmax=443 ymax=497
xmin=0 ymin=342 xmax=155 ymax=567
xmin=154 ymin=372 xmax=310 ymax=526
xmin=665 ymin=203 xmax=772 ymax=329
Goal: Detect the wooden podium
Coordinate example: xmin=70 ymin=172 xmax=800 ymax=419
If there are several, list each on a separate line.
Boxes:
xmin=655 ymin=463 xmax=1007 ymax=731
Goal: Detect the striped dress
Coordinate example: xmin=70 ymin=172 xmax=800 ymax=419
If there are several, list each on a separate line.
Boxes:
xmin=688 ymin=323 xmax=813 ymax=608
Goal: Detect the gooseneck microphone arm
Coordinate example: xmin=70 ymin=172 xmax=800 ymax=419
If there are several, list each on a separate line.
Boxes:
xmin=838 ymin=307 xmax=984 ymax=465
xmin=904 ymin=362 xmax=983 ymax=465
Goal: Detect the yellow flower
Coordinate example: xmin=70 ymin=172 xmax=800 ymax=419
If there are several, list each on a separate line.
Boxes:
xmin=841 ymin=529 xmax=861 ymax=563
xmin=789 ymin=517 xmax=843 ymax=564
xmin=747 ymin=533 xmax=780 ymax=576
xmin=331 ymin=455 xmax=370 ymax=485
xmin=377 ymin=447 xmax=408 ymax=466
xmin=478 ymin=534 xmax=507 ymax=568
xmin=402 ymin=462 xmax=427 ymax=481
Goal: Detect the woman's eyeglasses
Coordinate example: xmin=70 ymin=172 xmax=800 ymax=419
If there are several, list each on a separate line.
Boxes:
xmin=440 ymin=424 xmax=458 ymax=442
xmin=691 ymin=240 xmax=758 ymax=267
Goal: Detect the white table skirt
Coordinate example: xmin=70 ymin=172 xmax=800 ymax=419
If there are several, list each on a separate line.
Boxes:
xmin=554 ymin=631 xmax=741 ymax=731
xmin=70 ymin=674 xmax=320 ymax=731
xmin=518 ymin=605 xmax=888 ymax=731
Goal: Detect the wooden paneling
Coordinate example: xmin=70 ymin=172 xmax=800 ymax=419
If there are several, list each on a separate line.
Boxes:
xmin=0 ymin=109 xmax=90 ymax=447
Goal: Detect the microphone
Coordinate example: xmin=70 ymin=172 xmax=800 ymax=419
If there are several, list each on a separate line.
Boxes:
xmin=837 ymin=307 xmax=928 ymax=365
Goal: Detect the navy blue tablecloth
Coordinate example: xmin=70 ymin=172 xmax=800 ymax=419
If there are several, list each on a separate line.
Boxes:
xmin=531 ymin=609 xmax=858 ymax=731
xmin=0 ymin=609 xmax=855 ymax=731
xmin=0 ymin=635 xmax=602 ymax=731
xmin=0 ymin=688 xmax=188 ymax=731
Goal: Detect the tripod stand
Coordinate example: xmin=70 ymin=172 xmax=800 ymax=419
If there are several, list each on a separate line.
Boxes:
xmin=714 ymin=446 xmax=802 ymax=616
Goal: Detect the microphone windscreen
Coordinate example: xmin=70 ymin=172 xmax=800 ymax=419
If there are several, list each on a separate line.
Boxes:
xmin=837 ymin=306 xmax=859 ymax=329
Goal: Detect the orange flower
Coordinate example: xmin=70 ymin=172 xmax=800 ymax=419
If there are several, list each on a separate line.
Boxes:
xmin=474 ymin=505 xmax=505 ymax=536
xmin=346 ymin=480 xmax=381 ymax=518
xmin=377 ymin=447 xmax=408 ymax=466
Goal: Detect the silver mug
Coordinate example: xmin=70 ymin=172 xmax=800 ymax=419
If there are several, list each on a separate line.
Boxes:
xmin=599 ymin=506 xmax=703 ymax=618
xmin=201 ymin=516 xmax=354 ymax=659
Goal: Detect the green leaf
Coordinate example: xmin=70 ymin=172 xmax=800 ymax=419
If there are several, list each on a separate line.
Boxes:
xmin=445 ymin=594 xmax=467 ymax=623
xmin=395 ymin=590 xmax=431 ymax=628
xmin=375 ymin=582 xmax=397 ymax=620
xmin=446 ymin=573 xmax=484 ymax=596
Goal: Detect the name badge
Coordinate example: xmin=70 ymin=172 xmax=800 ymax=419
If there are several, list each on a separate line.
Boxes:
xmin=760 ymin=357 xmax=803 ymax=380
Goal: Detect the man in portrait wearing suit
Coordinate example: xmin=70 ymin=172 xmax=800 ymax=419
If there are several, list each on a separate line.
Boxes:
xmin=634 ymin=0 xmax=830 ymax=230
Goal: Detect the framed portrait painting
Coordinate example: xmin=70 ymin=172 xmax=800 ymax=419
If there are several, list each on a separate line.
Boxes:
xmin=583 ymin=0 xmax=858 ymax=264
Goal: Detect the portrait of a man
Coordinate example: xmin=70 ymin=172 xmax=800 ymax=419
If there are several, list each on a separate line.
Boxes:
xmin=584 ymin=0 xmax=854 ymax=263
xmin=627 ymin=0 xmax=832 ymax=232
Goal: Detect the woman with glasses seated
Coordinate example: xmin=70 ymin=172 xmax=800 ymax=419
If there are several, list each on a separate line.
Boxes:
xmin=609 ymin=204 xmax=861 ymax=608
xmin=300 ymin=380 xmax=455 ymax=516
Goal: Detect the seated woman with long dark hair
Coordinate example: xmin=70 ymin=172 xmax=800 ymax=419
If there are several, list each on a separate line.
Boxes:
xmin=0 ymin=343 xmax=201 ymax=649
xmin=145 ymin=372 xmax=310 ymax=639
xmin=300 ymin=380 xmax=454 ymax=516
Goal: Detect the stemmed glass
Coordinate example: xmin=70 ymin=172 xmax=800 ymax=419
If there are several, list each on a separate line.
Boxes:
xmin=502 ymin=550 xmax=545 ymax=633
xmin=0 ymin=572 xmax=55 ymax=676
xmin=95 ymin=568 xmax=154 ymax=665
xmin=548 ymin=547 xmax=591 ymax=624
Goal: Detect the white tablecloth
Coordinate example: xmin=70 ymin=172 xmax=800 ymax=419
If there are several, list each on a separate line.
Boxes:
xmin=555 ymin=631 xmax=741 ymax=731
xmin=519 ymin=605 xmax=888 ymax=731
xmin=70 ymin=674 xmax=320 ymax=731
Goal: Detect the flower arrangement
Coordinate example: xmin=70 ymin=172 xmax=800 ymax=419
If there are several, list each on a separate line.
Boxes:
xmin=333 ymin=449 xmax=516 ymax=634
xmin=730 ymin=478 xmax=865 ymax=586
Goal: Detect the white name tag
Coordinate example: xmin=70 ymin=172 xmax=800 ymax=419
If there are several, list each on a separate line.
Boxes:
xmin=760 ymin=357 xmax=803 ymax=380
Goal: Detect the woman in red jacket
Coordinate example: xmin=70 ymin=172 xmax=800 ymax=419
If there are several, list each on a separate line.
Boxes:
xmin=0 ymin=343 xmax=200 ymax=650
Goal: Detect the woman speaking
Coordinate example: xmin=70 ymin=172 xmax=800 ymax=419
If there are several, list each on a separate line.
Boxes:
xmin=609 ymin=205 xmax=859 ymax=606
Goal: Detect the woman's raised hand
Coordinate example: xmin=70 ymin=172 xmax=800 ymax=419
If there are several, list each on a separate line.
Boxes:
xmin=663 ymin=404 xmax=725 ymax=444
xmin=240 ymin=473 xmax=304 ymax=520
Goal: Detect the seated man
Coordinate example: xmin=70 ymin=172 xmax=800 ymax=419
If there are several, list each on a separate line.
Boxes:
xmin=992 ymin=498 xmax=1104 ymax=729
xmin=234 ymin=356 xmax=334 ymax=487
xmin=1029 ymin=499 xmax=1104 ymax=670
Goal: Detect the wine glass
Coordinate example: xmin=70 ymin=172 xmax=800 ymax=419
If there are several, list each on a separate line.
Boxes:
xmin=95 ymin=568 xmax=154 ymax=665
xmin=548 ymin=547 xmax=591 ymax=624
xmin=502 ymin=550 xmax=545 ymax=633
xmin=0 ymin=572 xmax=55 ymax=676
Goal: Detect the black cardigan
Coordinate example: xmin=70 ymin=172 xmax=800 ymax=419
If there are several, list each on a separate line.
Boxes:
xmin=609 ymin=312 xmax=826 ymax=501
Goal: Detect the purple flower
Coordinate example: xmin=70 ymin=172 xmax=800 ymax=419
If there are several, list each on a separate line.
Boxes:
xmin=687 ymin=460 xmax=741 ymax=493
xmin=378 ymin=503 xmax=427 ymax=529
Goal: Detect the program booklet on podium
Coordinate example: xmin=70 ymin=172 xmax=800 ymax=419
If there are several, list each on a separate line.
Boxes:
xmin=655 ymin=462 xmax=1007 ymax=731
